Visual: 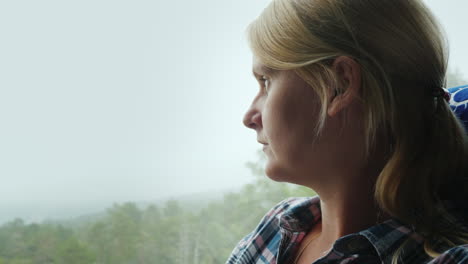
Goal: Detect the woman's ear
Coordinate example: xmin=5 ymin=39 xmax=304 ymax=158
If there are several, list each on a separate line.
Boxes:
xmin=327 ymin=56 xmax=362 ymax=117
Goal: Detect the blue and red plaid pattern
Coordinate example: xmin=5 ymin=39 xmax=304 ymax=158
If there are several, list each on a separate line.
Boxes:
xmin=226 ymin=196 xmax=468 ymax=264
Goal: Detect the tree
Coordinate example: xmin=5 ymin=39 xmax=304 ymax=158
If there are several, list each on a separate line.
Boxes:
xmin=54 ymin=238 xmax=95 ymax=264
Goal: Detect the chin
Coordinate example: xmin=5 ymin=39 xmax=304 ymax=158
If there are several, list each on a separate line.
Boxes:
xmin=265 ymin=161 xmax=310 ymax=186
xmin=264 ymin=163 xmax=291 ymax=183
xmin=265 ymin=174 xmax=287 ymax=183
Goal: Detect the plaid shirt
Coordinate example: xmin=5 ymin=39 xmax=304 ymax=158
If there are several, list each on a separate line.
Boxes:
xmin=226 ymin=196 xmax=468 ymax=264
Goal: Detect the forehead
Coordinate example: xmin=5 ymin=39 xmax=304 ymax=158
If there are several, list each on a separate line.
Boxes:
xmin=252 ymin=56 xmax=276 ymax=75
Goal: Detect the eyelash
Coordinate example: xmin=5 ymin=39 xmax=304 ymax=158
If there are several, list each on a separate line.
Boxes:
xmin=258 ymin=76 xmax=269 ymax=93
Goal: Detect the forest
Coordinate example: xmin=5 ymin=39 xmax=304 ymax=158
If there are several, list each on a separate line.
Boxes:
xmin=0 ymin=151 xmax=315 ymax=264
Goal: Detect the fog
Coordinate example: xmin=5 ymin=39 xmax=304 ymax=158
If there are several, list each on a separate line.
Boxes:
xmin=0 ymin=0 xmax=466 ymax=224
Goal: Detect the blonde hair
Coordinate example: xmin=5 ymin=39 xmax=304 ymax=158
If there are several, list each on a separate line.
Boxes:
xmin=246 ymin=0 xmax=468 ymax=262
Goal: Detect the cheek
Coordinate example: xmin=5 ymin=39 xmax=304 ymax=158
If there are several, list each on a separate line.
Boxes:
xmin=264 ymin=95 xmax=294 ymax=140
xmin=263 ymin=98 xmax=322 ymax=182
xmin=267 ymin=95 xmax=310 ymax=154
xmin=281 ymin=95 xmax=319 ymax=144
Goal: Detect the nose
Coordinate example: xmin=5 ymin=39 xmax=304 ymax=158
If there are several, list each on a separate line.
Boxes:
xmin=243 ymin=106 xmax=262 ymax=131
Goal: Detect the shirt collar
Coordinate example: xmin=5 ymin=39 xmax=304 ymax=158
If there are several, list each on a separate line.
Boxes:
xmin=277 ymin=196 xmax=426 ymax=261
xmin=359 ymin=218 xmax=425 ymax=261
xmin=278 ymin=196 xmax=321 ymax=232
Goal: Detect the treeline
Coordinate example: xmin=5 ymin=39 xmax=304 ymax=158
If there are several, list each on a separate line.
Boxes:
xmin=0 ymin=151 xmax=315 ymax=264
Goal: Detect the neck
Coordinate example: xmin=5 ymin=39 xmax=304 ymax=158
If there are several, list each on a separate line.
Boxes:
xmin=317 ymin=187 xmax=390 ymax=245
xmin=307 ymin=162 xmax=391 ymax=247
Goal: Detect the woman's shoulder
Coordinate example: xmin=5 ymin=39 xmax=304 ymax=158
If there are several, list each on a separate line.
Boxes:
xmin=225 ymin=196 xmax=319 ymax=264
xmin=429 ymin=244 xmax=468 ymax=263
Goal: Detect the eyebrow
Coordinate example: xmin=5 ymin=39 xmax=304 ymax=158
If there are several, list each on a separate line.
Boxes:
xmin=252 ymin=65 xmax=277 ymax=78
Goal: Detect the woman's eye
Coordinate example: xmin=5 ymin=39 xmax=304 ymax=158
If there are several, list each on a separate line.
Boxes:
xmin=259 ymin=76 xmax=269 ymax=93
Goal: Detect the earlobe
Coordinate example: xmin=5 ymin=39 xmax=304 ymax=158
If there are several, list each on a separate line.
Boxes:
xmin=326 ymin=56 xmax=361 ymax=117
xmin=328 ymin=91 xmax=347 ymax=116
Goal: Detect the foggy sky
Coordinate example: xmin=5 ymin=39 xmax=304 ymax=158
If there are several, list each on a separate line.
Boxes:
xmin=0 ymin=0 xmax=466 ymax=223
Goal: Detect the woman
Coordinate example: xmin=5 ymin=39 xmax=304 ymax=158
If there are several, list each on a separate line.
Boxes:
xmin=227 ymin=0 xmax=468 ymax=263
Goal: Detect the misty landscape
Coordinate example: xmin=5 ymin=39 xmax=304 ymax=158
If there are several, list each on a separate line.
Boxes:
xmin=0 ymin=153 xmax=316 ymax=263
